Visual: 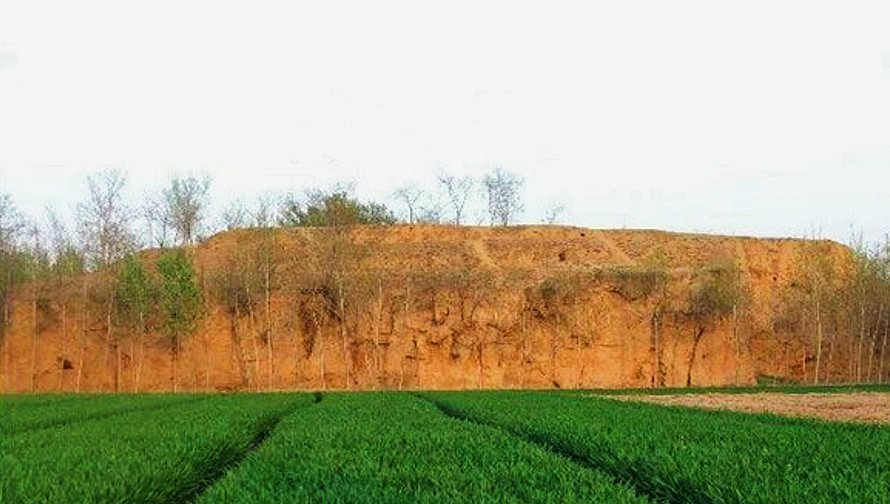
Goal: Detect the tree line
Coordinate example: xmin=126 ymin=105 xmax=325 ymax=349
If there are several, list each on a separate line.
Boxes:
xmin=0 ymin=168 xmax=527 ymax=390
xmin=1 ymin=169 xmax=888 ymax=389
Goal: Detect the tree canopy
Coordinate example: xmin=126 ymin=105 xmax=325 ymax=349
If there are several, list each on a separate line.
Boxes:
xmin=156 ymin=249 xmax=202 ymax=350
xmin=279 ymin=189 xmax=397 ymax=227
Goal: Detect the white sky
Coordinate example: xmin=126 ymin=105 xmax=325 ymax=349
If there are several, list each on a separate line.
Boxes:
xmin=1 ymin=0 xmax=888 ymax=244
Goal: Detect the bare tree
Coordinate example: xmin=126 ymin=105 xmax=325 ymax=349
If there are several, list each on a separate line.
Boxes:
xmin=392 ymin=184 xmax=425 ymax=224
xmin=848 ymin=237 xmax=890 ymax=383
xmin=76 ymin=170 xmax=137 ymax=391
xmin=0 ymin=194 xmax=26 ymax=315
xmin=878 ymin=238 xmax=890 ymax=383
xmin=162 ymin=175 xmax=211 ymax=246
xmin=142 ymin=192 xmax=171 ymax=248
xmin=76 ymin=170 xmax=136 ymax=270
xmin=415 ymin=202 xmax=445 ymax=224
xmin=542 ymin=202 xmax=566 ymax=225
xmin=252 ymin=192 xmax=278 ymax=228
xmin=21 ymin=222 xmax=51 ymax=392
xmin=45 ymin=207 xmax=84 ymax=390
xmin=221 ymin=199 xmax=250 ymax=231
xmin=0 ymin=194 xmax=25 ymax=251
xmin=794 ymin=242 xmax=840 ymax=385
xmin=437 ymin=173 xmax=474 ymax=225
xmin=483 ymin=167 xmax=524 ymax=226
xmin=0 ymin=195 xmax=27 ymax=389
xmin=45 ymin=207 xmax=81 ymax=278
xmin=209 ymin=246 xmax=258 ymax=389
xmin=294 ymin=225 xmax=370 ymax=389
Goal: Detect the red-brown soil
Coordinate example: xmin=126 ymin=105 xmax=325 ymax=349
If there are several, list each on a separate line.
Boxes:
xmin=611 ymin=392 xmax=890 ymax=424
xmin=1 ymin=225 xmax=876 ymax=393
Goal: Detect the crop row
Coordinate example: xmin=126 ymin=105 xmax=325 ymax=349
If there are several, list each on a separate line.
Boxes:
xmin=1 ymin=394 xmax=312 ymax=503
xmin=197 ymin=393 xmax=648 ymax=503
xmin=0 ymin=393 xmax=204 ymax=434
xmin=4 ymin=390 xmax=888 ymax=503
xmin=424 ymin=391 xmax=890 ymax=504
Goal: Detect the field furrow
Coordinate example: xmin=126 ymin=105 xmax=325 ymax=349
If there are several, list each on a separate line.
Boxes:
xmin=1 ymin=393 xmax=206 ymax=434
xmin=0 ymin=394 xmax=314 ymax=504
xmin=421 ymin=394 xmax=711 ymax=503
xmin=197 ymin=392 xmax=649 ymax=503
xmin=425 ymin=391 xmax=890 ymax=504
xmin=4 ymin=389 xmax=888 ymax=502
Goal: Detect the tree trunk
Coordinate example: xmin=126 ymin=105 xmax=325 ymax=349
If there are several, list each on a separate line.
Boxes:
xmin=265 ymin=265 xmax=273 ymax=390
xmin=374 ymin=280 xmax=383 ymax=388
xmin=171 ymin=343 xmax=177 ymax=393
xmin=58 ymin=302 xmax=68 ymax=391
xmin=2 ymin=264 xmax=9 ymax=323
xmin=822 ymin=321 xmax=832 ymax=385
xmin=338 ymin=278 xmax=349 ymax=389
xmin=867 ymin=304 xmax=884 ymax=382
xmin=686 ymin=326 xmax=705 ymax=387
xmin=316 ymin=319 xmax=326 ymax=390
xmin=250 ymin=316 xmax=260 ymax=392
xmin=30 ymin=293 xmax=37 ymax=393
xmin=76 ymin=280 xmax=88 ymax=392
xmin=244 ymin=304 xmax=260 ymax=391
xmin=814 ymin=299 xmax=823 ymax=385
xmin=857 ymin=303 xmax=866 ymax=383
xmin=650 ymin=309 xmax=658 ymax=388
xmin=476 ymin=342 xmax=483 ymax=390
xmin=129 ymin=338 xmax=136 ymax=392
xmin=230 ymin=310 xmax=248 ymax=388
xmin=137 ymin=331 xmax=145 ymax=393
xmin=135 ymin=311 xmax=145 ymax=393
xmin=115 ymin=340 xmax=122 ymax=392
xmin=733 ymin=303 xmax=740 ymax=386
xmin=201 ymin=268 xmax=211 ymax=391
xmin=849 ymin=287 xmax=865 ymax=382
xmin=1 ymin=267 xmax=11 ymax=391
xmin=399 ymin=280 xmax=412 ymax=391
xmin=878 ymin=321 xmax=890 ymax=383
xmin=550 ymin=313 xmax=561 ymax=387
xmin=801 ymin=335 xmax=807 ymax=384
xmin=2 ymin=329 xmax=8 ymax=392
xmin=204 ymin=330 xmax=211 ymax=391
xmin=106 ymin=292 xmax=119 ymax=392
xmin=171 ymin=335 xmax=180 ymax=393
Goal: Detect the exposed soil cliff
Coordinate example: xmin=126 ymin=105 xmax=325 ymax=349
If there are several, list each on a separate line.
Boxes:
xmin=0 ymin=226 xmax=872 ymax=392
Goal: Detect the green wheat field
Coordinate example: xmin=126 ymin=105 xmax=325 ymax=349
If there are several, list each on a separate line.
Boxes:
xmin=2 ymin=388 xmax=889 ymax=503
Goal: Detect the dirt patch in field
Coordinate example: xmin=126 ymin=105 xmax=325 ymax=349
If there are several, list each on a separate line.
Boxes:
xmin=612 ymin=392 xmax=890 ymax=424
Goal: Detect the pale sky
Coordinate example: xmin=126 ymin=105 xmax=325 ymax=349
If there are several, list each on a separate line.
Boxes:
xmin=1 ymin=1 xmax=888 ymax=244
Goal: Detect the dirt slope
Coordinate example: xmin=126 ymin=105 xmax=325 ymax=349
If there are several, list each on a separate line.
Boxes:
xmin=0 ymin=225 xmax=869 ymax=392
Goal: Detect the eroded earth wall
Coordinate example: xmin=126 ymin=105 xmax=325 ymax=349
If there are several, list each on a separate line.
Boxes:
xmin=1 ymin=226 xmax=872 ymax=392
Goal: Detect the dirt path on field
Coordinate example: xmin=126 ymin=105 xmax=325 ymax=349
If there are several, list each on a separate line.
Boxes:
xmin=610 ymin=392 xmax=890 ymax=425
xmin=591 ymin=230 xmax=636 ymax=266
